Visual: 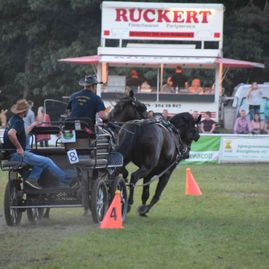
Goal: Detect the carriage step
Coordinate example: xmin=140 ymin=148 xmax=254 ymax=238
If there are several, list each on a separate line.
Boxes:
xmin=96 ymin=153 xmax=109 ymax=157
xmin=11 ymin=204 xmax=83 ymax=209
xmin=107 ymin=152 xmax=123 ymax=167
xmin=73 ymin=157 xmax=108 ymax=168
xmin=24 ymin=185 xmax=79 ymax=194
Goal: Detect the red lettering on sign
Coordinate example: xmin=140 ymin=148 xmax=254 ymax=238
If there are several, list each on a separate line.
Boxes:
xmin=143 ymin=9 xmax=155 ymax=22
xmin=186 ymin=11 xmax=198 ymax=23
xmin=129 ymin=8 xmax=142 ymax=22
xmin=115 ymin=8 xmax=213 ymax=24
xmin=157 ymin=9 xmax=170 ymax=23
xmin=199 ymin=10 xmax=212 ymax=23
xmin=173 ymin=10 xmax=184 ymax=23
xmin=115 ymin=8 xmax=128 ymax=22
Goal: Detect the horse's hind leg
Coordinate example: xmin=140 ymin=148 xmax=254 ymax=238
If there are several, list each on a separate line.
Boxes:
xmin=137 ymin=177 xmax=151 ymax=216
xmin=128 ymin=166 xmax=151 ymax=212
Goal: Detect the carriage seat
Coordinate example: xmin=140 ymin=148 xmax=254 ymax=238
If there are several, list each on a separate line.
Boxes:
xmin=63 ymin=117 xmax=96 ymax=152
xmin=0 ymin=149 xmax=29 ymax=170
xmin=31 ymin=147 xmax=66 ymax=156
xmin=31 ymin=126 xmax=62 ymax=135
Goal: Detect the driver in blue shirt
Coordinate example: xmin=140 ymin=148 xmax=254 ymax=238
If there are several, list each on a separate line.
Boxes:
xmin=67 ymin=75 xmax=107 ymax=123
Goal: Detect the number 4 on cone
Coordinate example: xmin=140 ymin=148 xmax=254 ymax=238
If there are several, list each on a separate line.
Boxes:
xmin=99 ymin=191 xmax=124 ymax=229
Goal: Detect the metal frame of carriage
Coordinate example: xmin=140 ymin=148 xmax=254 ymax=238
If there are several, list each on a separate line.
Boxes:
xmin=0 ymin=118 xmax=128 ymax=226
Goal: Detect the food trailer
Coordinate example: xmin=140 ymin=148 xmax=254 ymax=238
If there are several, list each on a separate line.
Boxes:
xmin=59 ymin=1 xmax=265 ymax=121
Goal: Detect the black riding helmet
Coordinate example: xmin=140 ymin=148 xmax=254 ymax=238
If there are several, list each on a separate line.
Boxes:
xmin=79 ymin=75 xmax=99 ymax=87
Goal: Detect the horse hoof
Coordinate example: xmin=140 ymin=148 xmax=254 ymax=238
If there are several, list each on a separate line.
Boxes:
xmin=137 ymin=205 xmax=149 ymax=216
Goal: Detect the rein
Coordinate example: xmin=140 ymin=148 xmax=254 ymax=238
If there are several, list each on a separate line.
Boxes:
xmin=127 ymin=156 xmax=180 ymax=187
xmin=108 ymin=122 xmax=135 ymax=135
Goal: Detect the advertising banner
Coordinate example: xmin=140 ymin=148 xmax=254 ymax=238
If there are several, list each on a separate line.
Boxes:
xmin=219 ymin=136 xmax=269 ymax=163
xmin=183 ymin=135 xmax=221 ymax=164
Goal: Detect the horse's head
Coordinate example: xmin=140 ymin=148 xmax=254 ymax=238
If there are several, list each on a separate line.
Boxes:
xmin=170 ymin=112 xmax=201 ymax=146
xmin=108 ymin=93 xmax=147 ymax=122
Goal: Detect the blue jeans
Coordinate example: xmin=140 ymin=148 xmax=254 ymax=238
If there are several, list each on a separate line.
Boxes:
xmin=10 ymin=151 xmax=71 ymax=184
xmin=249 ymin=105 xmax=260 ymax=120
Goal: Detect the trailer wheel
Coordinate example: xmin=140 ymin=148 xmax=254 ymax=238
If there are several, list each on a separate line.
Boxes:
xmin=109 ymin=176 xmax=128 ymax=223
xmin=4 ymin=181 xmax=23 ymax=226
xmin=91 ymin=179 xmax=108 ymax=224
xmin=27 ymin=208 xmax=45 ymax=224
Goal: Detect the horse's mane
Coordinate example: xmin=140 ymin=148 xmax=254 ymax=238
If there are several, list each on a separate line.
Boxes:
xmin=112 ymin=95 xmax=147 ymax=115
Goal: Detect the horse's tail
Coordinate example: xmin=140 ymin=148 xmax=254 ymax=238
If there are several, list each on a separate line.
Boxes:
xmin=115 ymin=121 xmax=141 ymax=159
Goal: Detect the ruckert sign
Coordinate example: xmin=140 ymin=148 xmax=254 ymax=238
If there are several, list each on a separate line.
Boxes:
xmin=115 ymin=9 xmax=212 ymax=24
xmin=101 ymin=2 xmax=224 ymax=41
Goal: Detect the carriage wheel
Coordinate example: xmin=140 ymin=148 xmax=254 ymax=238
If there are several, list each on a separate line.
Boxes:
xmin=109 ymin=176 xmax=128 ymax=223
xmin=27 ymin=208 xmax=45 ymax=224
xmin=91 ymin=179 xmax=108 ymax=224
xmin=4 ymin=181 xmax=23 ymax=226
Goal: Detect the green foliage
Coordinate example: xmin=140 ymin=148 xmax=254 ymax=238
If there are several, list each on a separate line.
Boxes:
xmin=0 ymin=0 xmax=268 ymax=107
xmin=223 ymin=5 xmax=269 ymax=93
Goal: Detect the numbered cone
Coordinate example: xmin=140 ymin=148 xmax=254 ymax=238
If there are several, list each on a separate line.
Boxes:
xmin=99 ymin=190 xmax=124 ymax=229
xmin=185 ymin=168 xmax=202 ymax=196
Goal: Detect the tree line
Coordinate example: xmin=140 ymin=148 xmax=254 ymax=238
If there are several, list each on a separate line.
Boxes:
xmin=0 ymin=0 xmax=268 ymax=111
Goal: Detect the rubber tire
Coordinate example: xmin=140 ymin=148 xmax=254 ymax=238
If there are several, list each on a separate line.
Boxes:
xmin=4 ymin=181 xmax=23 ymax=226
xmin=91 ymin=179 xmax=108 ymax=224
xmin=27 ymin=208 xmax=45 ymax=224
xmin=109 ymin=176 xmax=128 ymax=223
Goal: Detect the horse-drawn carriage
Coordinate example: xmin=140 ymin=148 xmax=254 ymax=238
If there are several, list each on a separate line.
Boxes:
xmin=0 ymin=118 xmax=128 ymax=226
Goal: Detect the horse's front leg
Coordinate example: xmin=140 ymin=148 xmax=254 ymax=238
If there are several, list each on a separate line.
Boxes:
xmin=128 ymin=166 xmax=150 ymax=212
xmin=139 ymin=169 xmax=174 ymax=216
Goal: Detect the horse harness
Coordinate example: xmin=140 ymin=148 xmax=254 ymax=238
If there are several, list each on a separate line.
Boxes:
xmin=128 ymin=118 xmax=187 ymax=188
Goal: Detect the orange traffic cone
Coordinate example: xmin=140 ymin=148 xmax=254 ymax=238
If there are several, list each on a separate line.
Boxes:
xmin=99 ymin=190 xmax=124 ymax=229
xmin=185 ymin=168 xmax=202 ymax=196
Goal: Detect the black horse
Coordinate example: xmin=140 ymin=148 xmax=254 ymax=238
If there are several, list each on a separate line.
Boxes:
xmin=115 ymin=113 xmax=201 ymax=216
xmin=108 ymin=91 xmax=147 ymax=122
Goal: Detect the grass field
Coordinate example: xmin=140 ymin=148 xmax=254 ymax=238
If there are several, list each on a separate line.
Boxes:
xmin=0 ymin=164 xmax=268 ymax=269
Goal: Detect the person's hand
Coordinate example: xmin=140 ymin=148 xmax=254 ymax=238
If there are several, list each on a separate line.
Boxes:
xmin=17 ymin=148 xmax=24 ymax=156
xmin=31 ymin=121 xmax=40 ymax=128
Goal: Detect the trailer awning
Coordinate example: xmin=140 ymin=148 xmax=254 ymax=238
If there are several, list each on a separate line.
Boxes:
xmin=215 ymin=58 xmax=265 ymax=68
xmin=58 ymin=55 xmax=265 ymax=69
xmin=58 ymin=55 xmax=100 ymax=64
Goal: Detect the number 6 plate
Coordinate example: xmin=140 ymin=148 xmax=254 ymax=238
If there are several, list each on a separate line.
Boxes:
xmin=67 ymin=149 xmax=79 ymax=164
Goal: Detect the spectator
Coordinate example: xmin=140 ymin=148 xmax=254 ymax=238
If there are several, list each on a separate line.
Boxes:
xmin=162 ymin=109 xmax=169 ymax=120
xmin=247 ymin=82 xmax=263 ymax=120
xmin=23 ymin=100 xmax=35 ymax=149
xmin=249 ymin=113 xmax=266 ymax=134
xmin=147 ymin=110 xmax=155 ymax=119
xmin=36 ymin=106 xmax=51 ymax=147
xmin=200 ymin=111 xmax=216 ymax=133
xmin=3 ymin=99 xmax=73 ymax=189
xmin=126 ymin=69 xmax=143 ymax=93
xmin=233 ymin=109 xmax=250 ymax=134
xmin=192 ymin=110 xmax=200 ymax=121
xmin=140 ymin=80 xmax=152 ymax=93
xmin=264 ymin=117 xmax=269 ymax=133
xmin=162 ymin=75 xmax=174 ymax=93
xmin=188 ymin=78 xmax=203 ymax=95
xmin=0 ymin=109 xmax=8 ymax=127
xmin=192 ymin=111 xmax=201 ymax=132
xmin=169 ymin=66 xmax=188 ymax=93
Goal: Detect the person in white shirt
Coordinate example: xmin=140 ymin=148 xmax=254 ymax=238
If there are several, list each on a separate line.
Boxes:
xmin=247 ymin=82 xmax=263 ymax=120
